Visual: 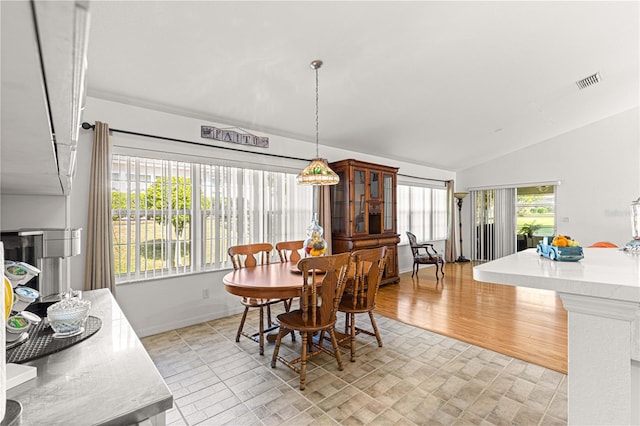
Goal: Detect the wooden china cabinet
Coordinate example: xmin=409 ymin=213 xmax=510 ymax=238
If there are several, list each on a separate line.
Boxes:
xmin=329 ymin=159 xmax=400 ymax=285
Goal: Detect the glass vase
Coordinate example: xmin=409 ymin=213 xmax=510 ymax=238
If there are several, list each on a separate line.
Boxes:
xmin=625 ymin=197 xmax=640 ymax=251
xmin=303 ymin=214 xmax=327 ymax=257
xmin=632 ymin=198 xmax=640 ymax=240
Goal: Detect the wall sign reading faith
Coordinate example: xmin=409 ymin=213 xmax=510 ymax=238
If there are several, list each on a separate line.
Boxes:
xmin=201 ymin=125 xmax=269 ymax=148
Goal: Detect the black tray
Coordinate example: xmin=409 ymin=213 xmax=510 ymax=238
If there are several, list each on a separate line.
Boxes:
xmin=6 ymin=316 xmax=102 ymax=364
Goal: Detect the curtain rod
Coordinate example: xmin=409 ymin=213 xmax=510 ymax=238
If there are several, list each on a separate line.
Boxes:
xmin=81 ymin=122 xmax=448 ymax=183
xmin=397 ymin=174 xmax=447 ymax=184
xmin=81 ymin=122 xmax=311 ymax=163
xmin=466 ymin=180 xmax=561 ymax=191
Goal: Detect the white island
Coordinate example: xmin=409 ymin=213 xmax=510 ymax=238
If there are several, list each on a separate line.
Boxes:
xmin=474 ymin=248 xmax=640 ymax=425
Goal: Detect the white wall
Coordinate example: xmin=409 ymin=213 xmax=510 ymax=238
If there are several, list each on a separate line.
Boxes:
xmin=67 ymin=97 xmax=454 ymax=337
xmin=1 ymin=195 xmax=66 ymax=230
xmin=457 ymin=107 xmax=640 ymax=256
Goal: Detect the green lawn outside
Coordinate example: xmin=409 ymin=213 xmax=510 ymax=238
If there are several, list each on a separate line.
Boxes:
xmin=113 ymin=218 xmax=191 ymax=275
xmin=517 ymin=215 xmax=555 ymax=236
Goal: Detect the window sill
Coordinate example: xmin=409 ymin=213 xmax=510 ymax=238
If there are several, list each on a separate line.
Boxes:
xmin=115 ymin=267 xmax=233 ymax=286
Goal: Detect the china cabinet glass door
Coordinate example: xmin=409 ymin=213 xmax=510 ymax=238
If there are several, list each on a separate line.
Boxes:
xmin=383 ymin=173 xmax=394 ymax=232
xmin=331 ymin=170 xmax=346 ymax=234
xmin=354 ymin=169 xmax=366 ymax=233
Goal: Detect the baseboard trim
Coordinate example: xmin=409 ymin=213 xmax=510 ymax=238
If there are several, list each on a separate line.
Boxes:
xmin=134 ymin=306 xmax=244 ymax=338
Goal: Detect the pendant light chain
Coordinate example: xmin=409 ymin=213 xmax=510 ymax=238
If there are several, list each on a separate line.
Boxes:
xmin=295 ymin=59 xmax=339 ymax=186
xmin=315 ymin=66 xmax=320 ymax=159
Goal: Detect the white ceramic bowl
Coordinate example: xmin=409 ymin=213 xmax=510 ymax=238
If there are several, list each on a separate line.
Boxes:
xmin=47 ymin=298 xmax=91 ymax=336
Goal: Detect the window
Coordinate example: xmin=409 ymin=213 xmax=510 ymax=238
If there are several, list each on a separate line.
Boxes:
xmin=516 ymin=185 xmax=555 ymax=238
xmin=112 ymin=155 xmax=313 ymax=282
xmin=397 ymin=184 xmax=447 ymax=244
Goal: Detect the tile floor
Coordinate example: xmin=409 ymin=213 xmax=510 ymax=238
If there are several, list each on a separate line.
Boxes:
xmin=142 ymin=311 xmax=567 ymax=425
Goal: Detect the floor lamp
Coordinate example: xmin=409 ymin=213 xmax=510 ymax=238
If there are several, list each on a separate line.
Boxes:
xmin=454 ymin=192 xmax=470 ymax=262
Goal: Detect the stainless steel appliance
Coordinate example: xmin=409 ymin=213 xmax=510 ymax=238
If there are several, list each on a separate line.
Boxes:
xmin=0 ymin=229 xmax=82 ymax=306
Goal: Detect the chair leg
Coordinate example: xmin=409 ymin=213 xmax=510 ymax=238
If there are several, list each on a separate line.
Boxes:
xmin=299 ymin=332 xmax=309 ymax=390
xmin=344 ymin=311 xmax=350 ymax=335
xmin=266 ymin=304 xmax=273 ymax=327
xmin=259 ymin=306 xmax=265 ymax=355
xmin=236 ymin=306 xmax=249 ymax=342
xmin=368 ymin=311 xmax=383 ymax=347
xmin=349 ymin=313 xmax=356 ymax=362
xmin=435 ymin=261 xmax=444 ymax=279
xmin=285 ymin=299 xmax=296 ymax=342
xmin=271 ymin=326 xmax=285 ymax=368
xmin=327 ymin=328 xmax=344 ymax=372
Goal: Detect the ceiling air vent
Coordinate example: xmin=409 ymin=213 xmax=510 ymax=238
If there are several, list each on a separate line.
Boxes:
xmin=576 ymin=72 xmax=602 ymax=90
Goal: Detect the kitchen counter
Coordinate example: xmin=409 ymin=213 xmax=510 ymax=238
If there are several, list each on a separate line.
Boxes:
xmin=474 ymin=247 xmax=640 ymax=302
xmin=474 ymin=248 xmax=640 ymax=425
xmin=6 ymin=288 xmax=173 ymax=425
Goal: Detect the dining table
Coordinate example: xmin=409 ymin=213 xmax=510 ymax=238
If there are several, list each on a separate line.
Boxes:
xmin=223 ymin=261 xmax=311 ymax=300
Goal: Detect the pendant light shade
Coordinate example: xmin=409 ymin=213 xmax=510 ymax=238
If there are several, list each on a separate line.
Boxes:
xmin=297 ymin=60 xmax=339 ymax=186
xmin=296 ymin=158 xmax=340 ymax=185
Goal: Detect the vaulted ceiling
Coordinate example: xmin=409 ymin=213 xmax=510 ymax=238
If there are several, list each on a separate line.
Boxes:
xmin=85 ymin=1 xmax=639 ymax=171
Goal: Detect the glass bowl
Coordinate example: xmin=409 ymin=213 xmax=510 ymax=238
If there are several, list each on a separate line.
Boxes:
xmin=47 ymin=298 xmax=91 ymax=338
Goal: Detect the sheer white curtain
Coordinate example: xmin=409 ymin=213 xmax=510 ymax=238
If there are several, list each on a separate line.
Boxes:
xmin=469 ymin=187 xmax=516 ymax=261
xmin=241 ymin=169 xmax=312 ymax=245
xmin=397 ymin=185 xmax=448 ymax=243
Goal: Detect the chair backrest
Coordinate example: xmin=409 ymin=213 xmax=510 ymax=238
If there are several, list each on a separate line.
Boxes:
xmin=275 ymin=240 xmax=304 ymax=264
xmin=406 ymin=231 xmax=440 ymax=259
xmin=349 ymin=246 xmax=387 ymax=310
xmin=228 ymin=243 xmax=273 ymax=270
xmin=297 ymin=253 xmax=351 ymax=327
xmin=406 ymin=231 xmax=420 ymax=256
xmin=588 ymin=241 xmax=619 ymax=248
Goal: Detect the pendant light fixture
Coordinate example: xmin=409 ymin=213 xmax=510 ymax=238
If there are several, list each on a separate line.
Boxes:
xmin=296 ymin=60 xmax=340 ymax=186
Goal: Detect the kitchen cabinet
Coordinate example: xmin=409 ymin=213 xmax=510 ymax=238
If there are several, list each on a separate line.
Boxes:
xmin=1 ymin=0 xmax=88 ymax=195
xmin=329 ymin=159 xmax=400 ymax=285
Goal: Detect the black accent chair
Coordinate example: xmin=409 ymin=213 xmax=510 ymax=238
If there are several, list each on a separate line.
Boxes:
xmin=406 ymin=231 xmax=445 ymax=279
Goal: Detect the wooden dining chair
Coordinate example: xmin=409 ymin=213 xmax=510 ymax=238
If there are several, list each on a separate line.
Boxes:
xmin=588 ymin=241 xmax=618 ymax=248
xmin=275 ymin=240 xmax=304 ymax=342
xmin=228 ymin=243 xmax=289 ymax=355
xmin=406 ymin=231 xmax=445 ymax=279
xmin=275 ymin=240 xmax=304 ymax=264
xmin=271 ymin=252 xmax=351 ymax=390
xmin=337 ymin=246 xmax=387 ymax=362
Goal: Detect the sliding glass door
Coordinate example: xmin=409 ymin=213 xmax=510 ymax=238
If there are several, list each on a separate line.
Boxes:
xmin=471 ymin=185 xmax=556 ymax=260
xmin=516 ymin=186 xmax=556 ymax=251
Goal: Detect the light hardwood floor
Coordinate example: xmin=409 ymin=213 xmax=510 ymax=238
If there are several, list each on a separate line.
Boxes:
xmin=375 ymin=261 xmax=568 ymax=374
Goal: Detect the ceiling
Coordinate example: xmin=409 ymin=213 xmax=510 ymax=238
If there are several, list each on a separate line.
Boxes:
xmin=85 ymin=1 xmax=639 ymax=171
xmin=1 ymin=1 xmax=639 ymax=198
